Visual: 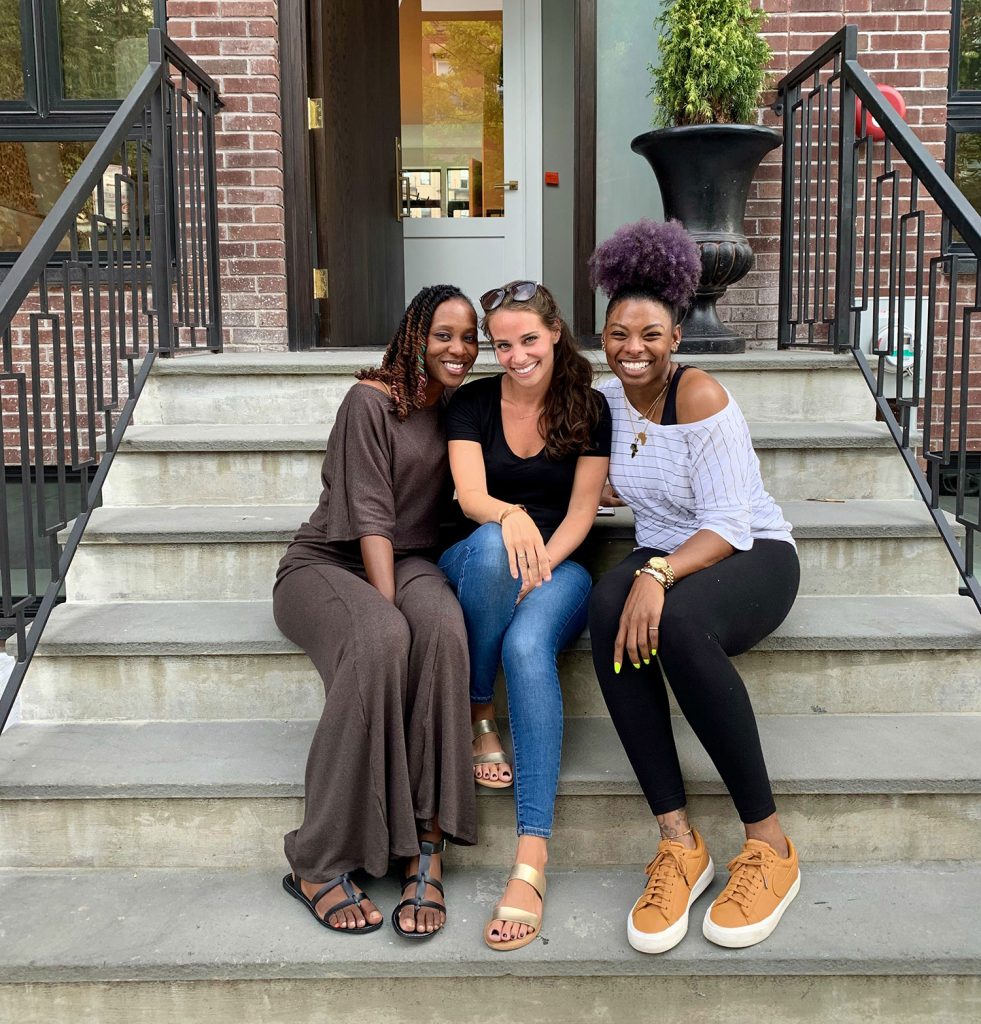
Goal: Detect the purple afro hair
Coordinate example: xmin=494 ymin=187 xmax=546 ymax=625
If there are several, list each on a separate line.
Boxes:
xmin=589 ymin=218 xmax=702 ymax=310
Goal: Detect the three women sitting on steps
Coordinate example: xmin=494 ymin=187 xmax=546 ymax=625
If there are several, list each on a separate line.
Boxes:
xmin=275 ymin=223 xmax=800 ymax=952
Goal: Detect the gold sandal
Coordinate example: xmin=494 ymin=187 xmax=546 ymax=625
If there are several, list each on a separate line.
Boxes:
xmin=483 ymin=863 xmax=546 ymax=951
xmin=472 ymin=718 xmax=513 ymax=790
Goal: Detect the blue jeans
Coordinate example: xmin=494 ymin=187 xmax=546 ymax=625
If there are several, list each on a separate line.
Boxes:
xmin=439 ymin=523 xmax=592 ymax=838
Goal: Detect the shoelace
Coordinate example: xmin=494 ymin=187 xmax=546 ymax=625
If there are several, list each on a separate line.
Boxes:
xmin=638 ymin=846 xmax=691 ymax=912
xmin=719 ymin=846 xmax=774 ymax=913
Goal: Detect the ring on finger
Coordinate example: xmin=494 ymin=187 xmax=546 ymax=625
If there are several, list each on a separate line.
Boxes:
xmin=647 ymin=626 xmax=658 ymax=633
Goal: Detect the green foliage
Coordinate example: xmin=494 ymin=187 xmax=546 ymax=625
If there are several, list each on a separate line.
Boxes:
xmin=650 ymin=0 xmax=772 ymax=127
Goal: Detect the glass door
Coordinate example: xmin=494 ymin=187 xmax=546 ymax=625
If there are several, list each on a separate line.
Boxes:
xmin=398 ymin=0 xmax=540 ymax=307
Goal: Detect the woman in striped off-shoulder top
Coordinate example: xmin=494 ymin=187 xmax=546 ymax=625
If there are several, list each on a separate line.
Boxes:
xmin=587 ymin=220 xmax=802 ymax=955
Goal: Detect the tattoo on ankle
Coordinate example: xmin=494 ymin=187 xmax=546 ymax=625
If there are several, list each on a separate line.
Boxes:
xmin=657 ymin=812 xmax=692 ymax=840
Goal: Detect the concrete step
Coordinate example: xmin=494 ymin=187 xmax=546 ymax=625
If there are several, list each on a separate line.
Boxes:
xmin=15 ymin=596 xmax=981 ymax=722
xmin=100 ymin=421 xmax=915 ymax=506
xmin=0 ymin=864 xmax=978 ymax=1024
xmin=1 ymin=716 xmax=978 ymax=869
xmin=137 ymin=350 xmax=875 ymax=425
xmin=63 ymin=500 xmax=960 ymax=602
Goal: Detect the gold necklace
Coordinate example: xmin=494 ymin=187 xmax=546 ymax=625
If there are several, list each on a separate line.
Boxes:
xmin=625 ymin=375 xmax=671 ymax=458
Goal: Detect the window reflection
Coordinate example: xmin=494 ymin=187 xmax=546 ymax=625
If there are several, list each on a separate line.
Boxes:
xmin=0 ymin=0 xmax=26 ymax=100
xmin=58 ymin=0 xmax=154 ymax=99
xmin=399 ymin=0 xmax=504 ymax=219
xmin=0 ymin=141 xmax=149 ymax=253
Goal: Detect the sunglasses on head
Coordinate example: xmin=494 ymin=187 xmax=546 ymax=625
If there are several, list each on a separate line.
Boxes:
xmin=479 ymin=280 xmax=540 ymax=313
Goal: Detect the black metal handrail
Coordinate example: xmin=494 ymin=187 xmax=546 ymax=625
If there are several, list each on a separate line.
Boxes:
xmin=776 ymin=25 xmax=980 ymax=613
xmin=0 ymin=29 xmax=223 ymax=730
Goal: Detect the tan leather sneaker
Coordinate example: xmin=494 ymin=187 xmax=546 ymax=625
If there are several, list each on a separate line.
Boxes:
xmin=627 ymin=828 xmax=715 ymax=954
xmin=702 ymin=836 xmax=800 ymax=948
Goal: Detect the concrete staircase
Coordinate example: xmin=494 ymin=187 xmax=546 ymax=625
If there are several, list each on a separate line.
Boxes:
xmin=2 ymin=351 xmax=980 ymax=1022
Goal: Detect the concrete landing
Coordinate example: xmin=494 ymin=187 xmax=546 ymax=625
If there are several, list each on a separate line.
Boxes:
xmin=0 ymin=863 xmax=978 ymax=983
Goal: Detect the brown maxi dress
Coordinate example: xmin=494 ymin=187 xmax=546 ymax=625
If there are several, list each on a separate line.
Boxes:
xmin=272 ymin=382 xmax=477 ymax=883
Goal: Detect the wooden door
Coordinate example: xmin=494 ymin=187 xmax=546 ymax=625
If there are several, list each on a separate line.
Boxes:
xmin=310 ymin=0 xmax=404 ymax=346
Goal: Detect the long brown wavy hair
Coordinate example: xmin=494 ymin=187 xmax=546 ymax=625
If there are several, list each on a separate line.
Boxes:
xmin=482 ymin=282 xmax=603 ymax=460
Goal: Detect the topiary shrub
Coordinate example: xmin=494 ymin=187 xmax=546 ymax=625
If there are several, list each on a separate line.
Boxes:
xmin=650 ymin=0 xmax=772 ymax=127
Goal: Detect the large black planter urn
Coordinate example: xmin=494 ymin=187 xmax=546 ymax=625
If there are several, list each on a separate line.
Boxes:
xmin=631 ymin=125 xmax=782 ymax=354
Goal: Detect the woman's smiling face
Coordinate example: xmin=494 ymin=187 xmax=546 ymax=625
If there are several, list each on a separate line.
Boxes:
xmin=423 ymin=297 xmax=479 ymax=388
xmin=603 ymin=297 xmax=681 ymax=388
xmin=486 ymin=308 xmax=560 ymax=389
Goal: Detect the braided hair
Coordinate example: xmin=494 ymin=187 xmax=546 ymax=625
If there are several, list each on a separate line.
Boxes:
xmin=357 ymin=284 xmax=473 ymax=420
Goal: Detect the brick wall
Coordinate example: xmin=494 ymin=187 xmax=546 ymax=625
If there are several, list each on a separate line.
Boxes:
xmin=167 ymin=0 xmax=289 ymax=352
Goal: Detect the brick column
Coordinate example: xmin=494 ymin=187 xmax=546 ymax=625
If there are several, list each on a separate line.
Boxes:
xmin=167 ymin=1 xmax=289 ymax=351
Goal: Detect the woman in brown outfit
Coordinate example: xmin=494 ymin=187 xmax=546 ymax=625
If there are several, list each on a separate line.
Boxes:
xmin=273 ymin=284 xmax=480 ymax=939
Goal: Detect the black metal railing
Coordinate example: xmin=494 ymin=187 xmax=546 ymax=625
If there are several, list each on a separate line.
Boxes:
xmin=0 ymin=29 xmax=223 ymax=730
xmin=776 ymin=25 xmax=980 ymax=613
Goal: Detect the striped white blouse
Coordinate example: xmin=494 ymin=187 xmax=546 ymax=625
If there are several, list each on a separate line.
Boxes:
xmin=598 ymin=377 xmax=794 ymax=552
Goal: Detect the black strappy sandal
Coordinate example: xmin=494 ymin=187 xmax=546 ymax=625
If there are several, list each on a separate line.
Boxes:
xmin=282 ymin=872 xmax=383 ymax=934
xmin=391 ymin=838 xmax=447 ymax=940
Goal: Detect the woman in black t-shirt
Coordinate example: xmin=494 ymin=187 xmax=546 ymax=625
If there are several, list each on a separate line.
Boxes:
xmin=438 ymin=281 xmax=611 ymax=951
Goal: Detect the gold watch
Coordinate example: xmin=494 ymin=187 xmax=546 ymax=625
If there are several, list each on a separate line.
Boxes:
xmin=645 ymin=556 xmax=675 ymax=589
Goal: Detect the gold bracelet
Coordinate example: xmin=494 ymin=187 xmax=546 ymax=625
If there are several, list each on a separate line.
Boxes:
xmin=635 ymin=566 xmax=668 ymax=588
xmin=499 ymin=503 xmax=527 ymax=525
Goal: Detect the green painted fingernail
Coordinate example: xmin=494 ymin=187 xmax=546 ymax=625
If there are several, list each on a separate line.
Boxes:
xmin=643 ymin=658 xmax=650 ymax=665
xmin=613 ymin=662 xmax=621 ymax=675
xmin=632 ymin=662 xmax=640 ymax=670
xmin=651 ymin=648 xmax=657 ymax=657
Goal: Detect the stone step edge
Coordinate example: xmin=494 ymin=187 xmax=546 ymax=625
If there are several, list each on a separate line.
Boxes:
xmin=0 ymin=862 xmax=977 ymax=983
xmin=1 ymin=715 xmax=978 ymax=799
xmin=148 ymin=349 xmax=857 ymax=376
xmin=64 ymin=500 xmax=960 ymax=545
xmin=12 ymin=596 xmax=981 ymax=659
xmin=106 ymin=420 xmax=904 ymax=453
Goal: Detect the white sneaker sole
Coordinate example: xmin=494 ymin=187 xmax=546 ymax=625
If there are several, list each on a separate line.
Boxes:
xmin=702 ymin=871 xmax=801 ymax=949
xmin=626 ymin=857 xmax=715 ymax=955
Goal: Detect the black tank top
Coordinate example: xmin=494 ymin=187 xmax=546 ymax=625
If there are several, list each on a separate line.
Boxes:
xmin=660 ymin=364 xmax=690 ymax=426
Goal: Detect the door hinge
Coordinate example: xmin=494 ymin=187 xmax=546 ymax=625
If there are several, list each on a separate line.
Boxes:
xmin=313 ymin=267 xmax=328 ymax=300
xmin=307 ymin=97 xmax=324 ymax=130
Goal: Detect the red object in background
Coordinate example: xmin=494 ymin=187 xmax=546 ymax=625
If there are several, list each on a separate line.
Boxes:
xmin=855 ymin=84 xmax=907 ymax=142
xmin=545 ymin=171 xmax=559 ymax=186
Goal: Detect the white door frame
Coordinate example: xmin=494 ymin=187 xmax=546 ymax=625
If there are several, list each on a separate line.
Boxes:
xmin=402 ymin=0 xmax=542 ymax=302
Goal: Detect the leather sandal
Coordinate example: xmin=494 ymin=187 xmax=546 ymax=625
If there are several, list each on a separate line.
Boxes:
xmin=282 ymin=872 xmax=383 ymax=934
xmin=483 ymin=862 xmax=546 ymax=951
xmin=391 ymin=838 xmax=447 ymax=940
xmin=472 ymin=718 xmax=513 ymax=790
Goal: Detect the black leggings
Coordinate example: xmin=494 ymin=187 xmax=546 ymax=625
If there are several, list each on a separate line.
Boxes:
xmin=588 ymin=541 xmax=800 ymax=824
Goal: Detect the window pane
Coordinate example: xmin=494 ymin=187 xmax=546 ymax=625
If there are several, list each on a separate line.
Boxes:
xmin=952 ymin=131 xmax=981 ymax=245
xmin=0 ymin=141 xmax=94 ymax=250
xmin=399 ymin=0 xmax=504 ymax=218
xmin=59 ymin=0 xmax=154 ymax=99
xmin=958 ymin=0 xmax=981 ymax=92
xmin=0 ymin=0 xmax=26 ymax=100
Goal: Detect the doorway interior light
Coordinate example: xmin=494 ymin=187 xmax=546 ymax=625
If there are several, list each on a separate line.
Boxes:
xmin=421 ymin=1 xmax=504 ymax=11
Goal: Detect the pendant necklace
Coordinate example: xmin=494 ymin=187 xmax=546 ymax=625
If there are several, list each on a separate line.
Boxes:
xmin=625 ymin=374 xmax=671 ymax=458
